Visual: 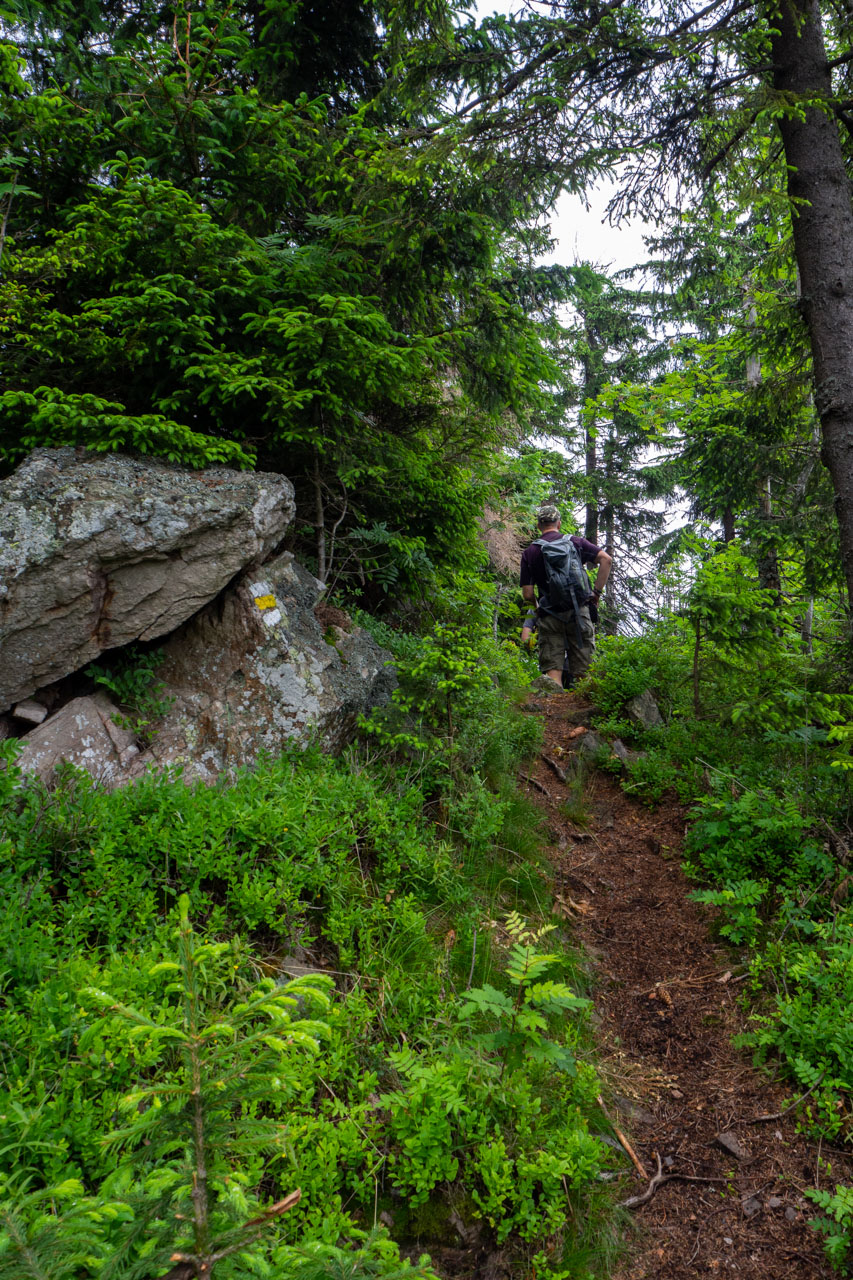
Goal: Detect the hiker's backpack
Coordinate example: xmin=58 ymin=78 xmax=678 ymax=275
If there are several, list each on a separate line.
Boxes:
xmin=534 ymin=535 xmax=590 ymax=614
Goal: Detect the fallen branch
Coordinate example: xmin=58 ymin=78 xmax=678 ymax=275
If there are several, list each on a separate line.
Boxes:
xmin=520 ymin=772 xmax=551 ymax=798
xmin=638 ymin=970 xmax=741 ymax=996
xmin=597 ymin=1094 xmax=648 ymax=1179
xmin=746 ymin=1068 xmax=827 ymax=1124
xmin=541 ymin=753 xmax=568 ymax=783
xmin=243 ymin=1188 xmax=302 ymax=1228
xmin=619 ymin=1153 xmax=729 ymax=1210
xmin=619 ymin=1152 xmax=665 ymax=1208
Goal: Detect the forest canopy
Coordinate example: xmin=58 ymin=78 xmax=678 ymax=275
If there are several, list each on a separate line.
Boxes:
xmin=0 ymin=0 xmax=577 ymax=597
xmin=2 ymin=0 xmax=853 ymax=626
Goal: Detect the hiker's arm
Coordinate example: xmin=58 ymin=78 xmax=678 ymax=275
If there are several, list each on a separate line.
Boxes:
xmin=520 ymin=600 xmax=537 ymax=648
xmin=592 ymin=550 xmax=612 ymax=597
xmin=520 ymin=567 xmax=536 ymax=644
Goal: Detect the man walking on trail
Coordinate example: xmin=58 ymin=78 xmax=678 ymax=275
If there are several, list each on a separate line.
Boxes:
xmin=520 ymin=504 xmax=612 ymax=687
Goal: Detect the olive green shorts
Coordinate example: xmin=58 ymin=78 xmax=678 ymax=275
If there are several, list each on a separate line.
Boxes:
xmin=537 ymin=606 xmax=595 ymax=677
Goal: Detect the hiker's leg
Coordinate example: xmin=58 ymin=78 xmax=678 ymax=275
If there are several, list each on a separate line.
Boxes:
xmin=566 ymin=606 xmax=595 ymax=681
xmin=537 ymin=614 xmax=568 ymax=686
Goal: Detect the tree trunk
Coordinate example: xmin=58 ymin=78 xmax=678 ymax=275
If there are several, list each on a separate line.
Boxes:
xmin=693 ymin=615 xmax=702 ymax=717
xmin=582 ymin=349 xmax=599 ymax=544
xmin=584 ymin=420 xmax=598 ymax=543
xmin=770 ymin=0 xmax=853 ymax=628
xmin=745 ymin=290 xmax=781 ymax=598
xmin=603 ymin=501 xmax=618 ymax=634
xmin=312 ymin=448 xmax=326 ymax=583
xmin=801 ymin=595 xmax=815 ymax=653
xmin=757 ymin=475 xmax=782 ymax=600
xmin=602 ymin=429 xmax=618 ymax=633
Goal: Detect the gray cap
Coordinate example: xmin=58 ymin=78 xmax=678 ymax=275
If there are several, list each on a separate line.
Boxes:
xmin=537 ymin=504 xmax=560 ymax=524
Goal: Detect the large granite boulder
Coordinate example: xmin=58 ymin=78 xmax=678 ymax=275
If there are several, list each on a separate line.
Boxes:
xmin=0 ymin=449 xmax=295 ymax=710
xmin=12 ymin=556 xmax=396 ymax=787
xmin=132 ymin=553 xmax=395 ymax=781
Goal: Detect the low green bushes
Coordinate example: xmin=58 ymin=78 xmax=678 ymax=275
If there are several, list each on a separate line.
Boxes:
xmin=0 ymin=592 xmax=618 ymax=1279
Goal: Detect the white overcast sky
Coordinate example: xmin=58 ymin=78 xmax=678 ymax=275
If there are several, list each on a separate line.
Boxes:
xmin=469 ymin=0 xmax=654 ymax=273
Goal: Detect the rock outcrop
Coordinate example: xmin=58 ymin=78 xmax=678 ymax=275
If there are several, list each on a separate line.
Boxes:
xmin=625 ymin=689 xmax=663 ymax=730
xmin=0 ymin=448 xmax=295 ymax=709
xmin=16 ymin=692 xmax=139 ymax=786
xmin=135 ymin=554 xmax=395 ymax=781
xmin=2 ymin=449 xmax=395 ymax=787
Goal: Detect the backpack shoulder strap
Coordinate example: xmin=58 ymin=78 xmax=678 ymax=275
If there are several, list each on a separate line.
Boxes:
xmin=534 ymin=535 xmax=571 ymax=549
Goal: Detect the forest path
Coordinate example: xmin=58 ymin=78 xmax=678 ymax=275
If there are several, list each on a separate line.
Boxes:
xmin=523 ymin=687 xmax=849 ymax=1280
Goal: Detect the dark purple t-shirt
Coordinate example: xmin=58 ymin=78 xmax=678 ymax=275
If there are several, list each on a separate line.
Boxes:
xmin=520 ymin=531 xmax=602 ymax=603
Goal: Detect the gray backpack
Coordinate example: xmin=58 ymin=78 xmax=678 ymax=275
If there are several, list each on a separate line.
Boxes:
xmin=534 ymin=536 xmax=589 ymax=614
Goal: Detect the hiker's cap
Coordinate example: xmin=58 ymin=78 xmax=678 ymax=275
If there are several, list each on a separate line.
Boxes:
xmin=537 ymin=504 xmax=560 ymax=524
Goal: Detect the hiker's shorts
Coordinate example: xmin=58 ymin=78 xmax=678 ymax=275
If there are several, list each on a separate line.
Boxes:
xmin=538 ymin=606 xmax=595 ymax=677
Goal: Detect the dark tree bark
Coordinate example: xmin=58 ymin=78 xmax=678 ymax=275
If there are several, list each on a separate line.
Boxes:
xmin=744 ymin=291 xmax=781 ymax=597
xmin=312 ymin=447 xmax=327 ymax=583
xmin=770 ymin=0 xmax=853 ymax=627
xmin=601 ymin=427 xmax=618 ymax=633
xmin=582 ymin=345 xmax=599 ymax=544
xmin=756 ymin=475 xmax=782 ymax=600
xmin=585 ymin=422 xmax=599 ymax=544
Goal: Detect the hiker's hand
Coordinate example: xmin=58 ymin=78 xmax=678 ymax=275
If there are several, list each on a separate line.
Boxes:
xmin=520 ymin=628 xmax=535 ymax=651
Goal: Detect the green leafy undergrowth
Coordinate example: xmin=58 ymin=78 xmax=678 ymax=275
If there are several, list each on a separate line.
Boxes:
xmin=808 ymin=1183 xmax=853 ymax=1277
xmin=738 ymin=911 xmax=853 ymax=1136
xmin=356 ymin=574 xmax=541 ymax=789
xmin=86 ymin=645 xmax=173 ymax=743
xmin=0 ymin=662 xmax=615 ymax=1275
xmin=582 ymin=588 xmax=852 ymax=814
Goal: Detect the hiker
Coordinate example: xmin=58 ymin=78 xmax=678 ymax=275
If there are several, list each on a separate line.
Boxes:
xmin=520 ymin=504 xmax=612 ymax=687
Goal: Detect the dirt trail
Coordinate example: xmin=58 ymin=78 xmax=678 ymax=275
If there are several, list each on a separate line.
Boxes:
xmin=525 ymin=689 xmax=852 ymax=1279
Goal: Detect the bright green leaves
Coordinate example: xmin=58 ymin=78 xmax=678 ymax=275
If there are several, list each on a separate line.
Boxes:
xmin=0 ymin=389 xmax=254 ymax=470
xmin=243 ymin=290 xmax=438 ymax=443
xmin=0 ymin=1178 xmax=120 ymax=1280
xmin=0 ymin=887 xmax=335 ymax=1277
xmin=807 ymin=1182 xmax=853 ymax=1275
xmin=376 ymin=911 xmax=602 ymax=1239
xmin=687 ymin=541 xmax=784 ymax=654
xmin=691 ymin=879 xmax=768 ymax=946
xmin=74 ymin=896 xmax=332 ymax=1277
xmin=457 ymin=982 xmax=511 ymax=1018
xmin=458 ymin=913 xmax=590 ymax=1079
xmin=379 ymin=1051 xmax=468 ymax=1201
xmin=366 ymin=599 xmax=520 ymax=756
xmin=0 ymin=169 xmax=272 ymax=468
